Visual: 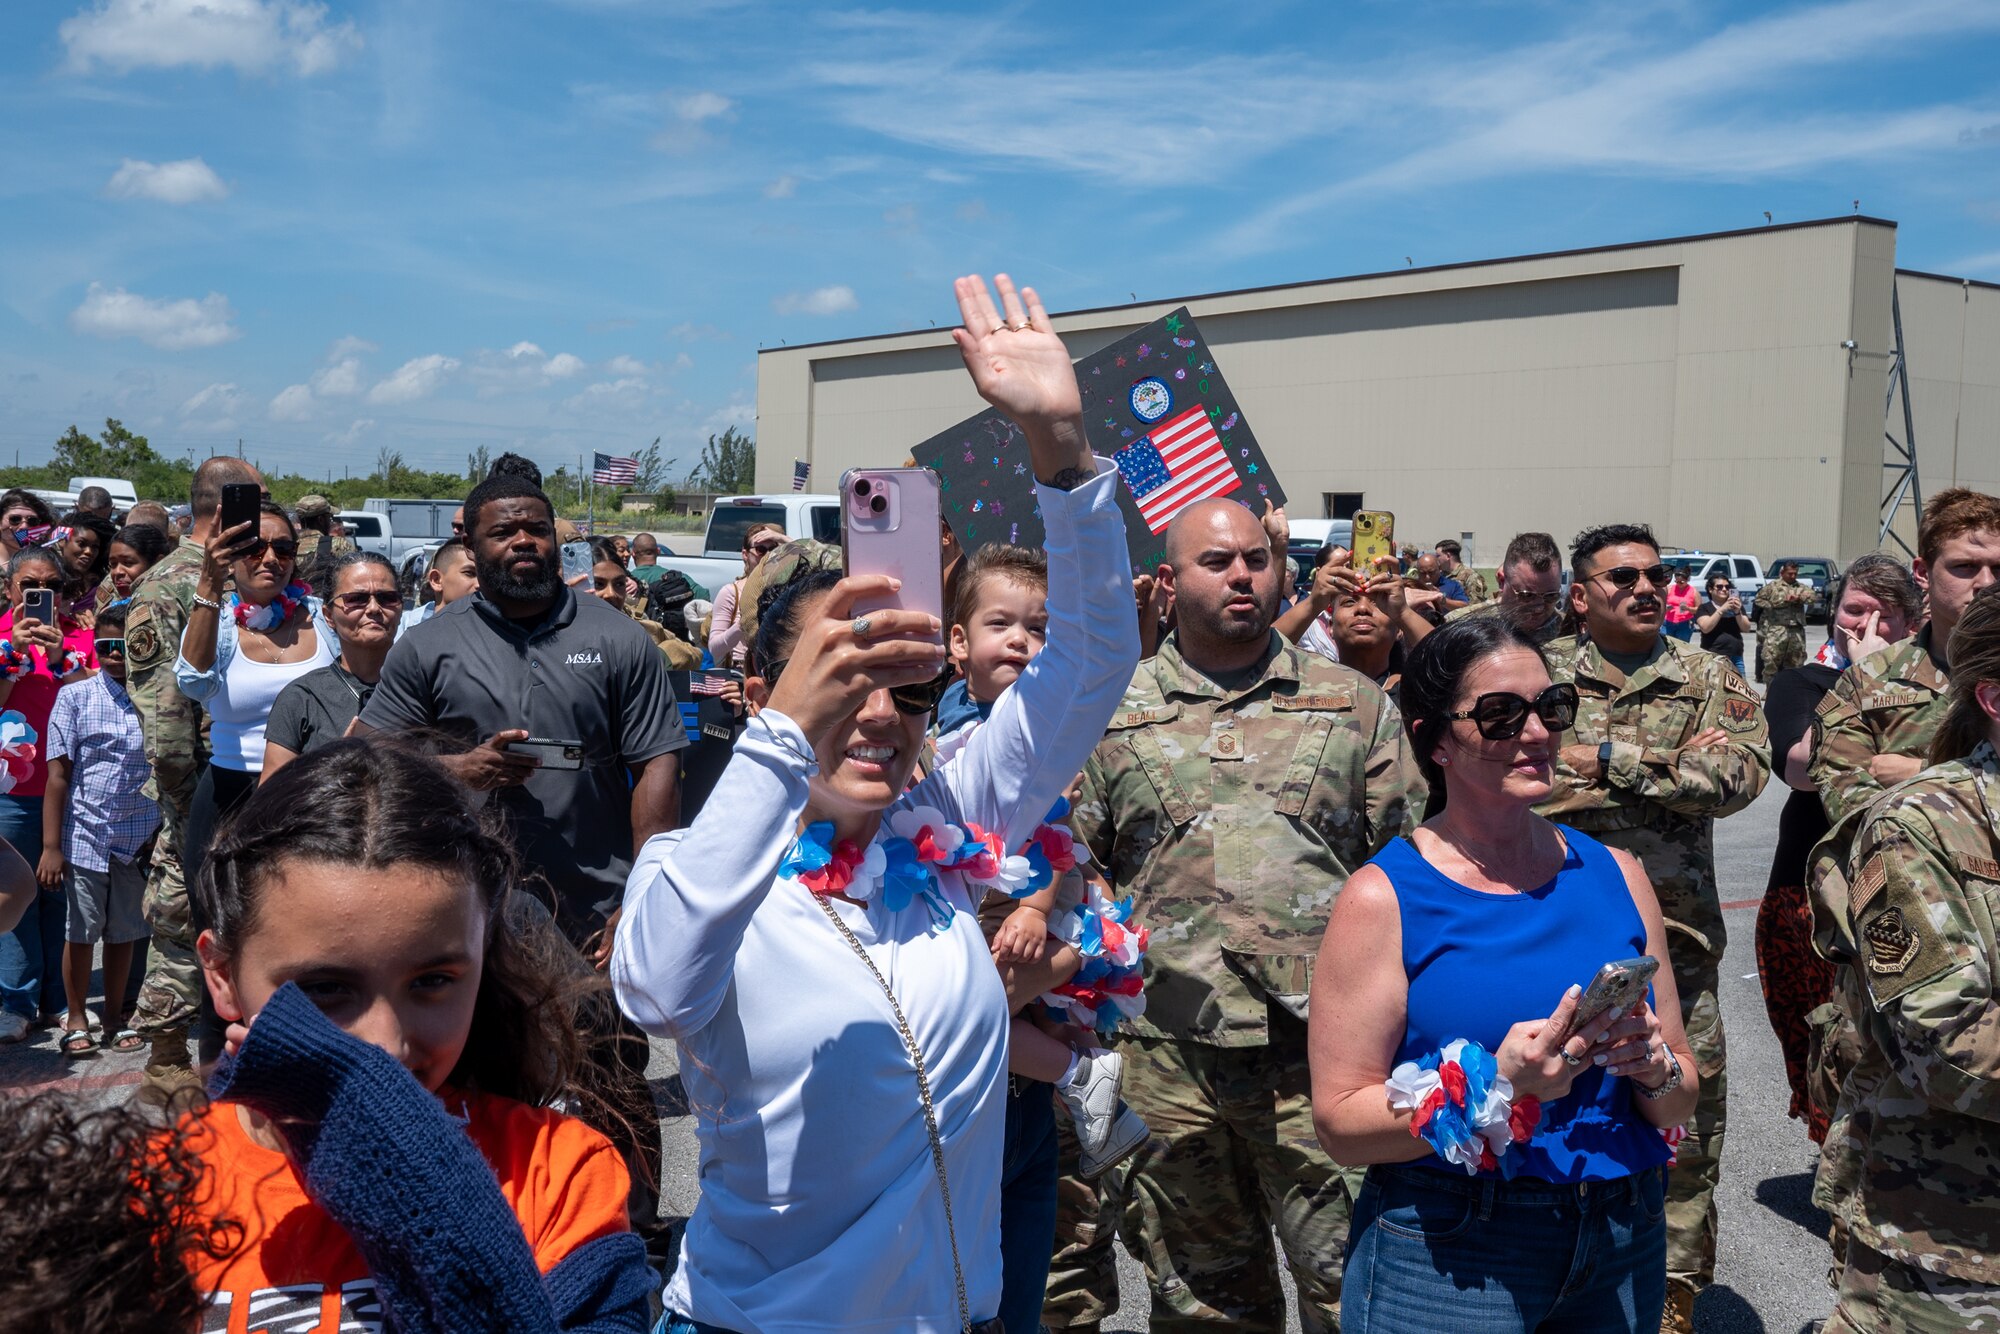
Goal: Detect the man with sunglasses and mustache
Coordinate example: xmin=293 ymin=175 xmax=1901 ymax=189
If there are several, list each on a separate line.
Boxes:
xmin=1050 ymin=497 xmax=1422 ymax=1334
xmin=120 ymin=454 xmax=263 ymax=1105
xmin=1536 ymin=523 xmax=1771 ymax=1334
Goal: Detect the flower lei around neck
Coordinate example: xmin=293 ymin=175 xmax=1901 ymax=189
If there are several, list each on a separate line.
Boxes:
xmin=232 ymin=581 xmax=311 ymax=632
xmin=780 ymin=798 xmax=1081 ymax=930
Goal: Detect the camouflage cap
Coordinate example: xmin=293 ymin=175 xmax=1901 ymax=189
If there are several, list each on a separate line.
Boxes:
xmin=737 ymin=537 xmax=843 ymax=665
xmin=295 ymin=494 xmax=333 ymax=520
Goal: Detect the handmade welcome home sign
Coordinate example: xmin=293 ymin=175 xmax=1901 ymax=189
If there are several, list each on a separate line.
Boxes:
xmin=909 ymin=306 xmax=1285 ymax=572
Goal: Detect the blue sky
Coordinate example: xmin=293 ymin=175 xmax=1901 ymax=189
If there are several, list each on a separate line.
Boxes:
xmin=3 ymin=0 xmax=1997 ymax=483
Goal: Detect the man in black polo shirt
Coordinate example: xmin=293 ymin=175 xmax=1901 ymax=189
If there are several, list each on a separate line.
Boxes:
xmin=357 ymin=472 xmax=685 ymax=946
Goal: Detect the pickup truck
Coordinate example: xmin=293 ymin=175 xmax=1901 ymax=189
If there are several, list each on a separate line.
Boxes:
xmin=1663 ymin=552 xmax=1767 ymax=614
xmin=361 ymin=498 xmax=460 ymax=565
xmin=652 ymin=493 xmax=841 ymax=594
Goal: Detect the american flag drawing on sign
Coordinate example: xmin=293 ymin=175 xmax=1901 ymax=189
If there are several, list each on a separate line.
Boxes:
xmin=791 ymin=459 xmax=811 ymax=492
xmin=688 ymin=671 xmax=730 ymax=696
xmin=592 ymin=452 xmax=639 ymax=485
xmin=1111 ymin=407 xmax=1241 ymax=534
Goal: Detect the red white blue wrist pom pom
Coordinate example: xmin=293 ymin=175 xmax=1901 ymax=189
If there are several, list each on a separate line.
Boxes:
xmin=0 ymin=641 xmax=30 ymax=682
xmin=0 ymin=711 xmax=39 ymax=796
xmin=1386 ymin=1038 xmax=1542 ymax=1175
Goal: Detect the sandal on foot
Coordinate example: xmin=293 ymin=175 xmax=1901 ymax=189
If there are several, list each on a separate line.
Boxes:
xmin=60 ymin=1028 xmax=97 ymax=1057
xmin=106 ymin=1028 xmax=144 ymax=1053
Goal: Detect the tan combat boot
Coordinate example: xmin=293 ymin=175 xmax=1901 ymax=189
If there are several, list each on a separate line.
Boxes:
xmin=137 ymin=1029 xmax=204 ymax=1109
xmin=1660 ymin=1279 xmax=1696 ymax=1334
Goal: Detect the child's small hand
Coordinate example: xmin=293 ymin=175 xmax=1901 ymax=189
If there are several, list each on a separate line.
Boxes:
xmin=993 ymin=905 xmax=1049 ymax=965
xmin=34 ymin=848 xmax=63 ymax=889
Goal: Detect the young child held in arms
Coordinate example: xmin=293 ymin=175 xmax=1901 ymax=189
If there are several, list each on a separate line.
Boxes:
xmin=184 ymin=740 xmax=653 ymax=1333
xmin=939 ymin=545 xmax=1149 ymax=1175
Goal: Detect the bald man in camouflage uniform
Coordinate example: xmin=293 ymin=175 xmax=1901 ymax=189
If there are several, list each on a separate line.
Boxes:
xmin=1053 ymin=498 xmax=1421 ymax=1334
xmin=124 ymin=457 xmax=262 ymax=1103
xmin=1536 ymin=523 xmax=1770 ymax=1334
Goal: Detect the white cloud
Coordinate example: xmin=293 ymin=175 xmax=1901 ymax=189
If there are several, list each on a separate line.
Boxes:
xmin=565 ymin=376 xmax=649 ymax=412
xmin=61 ymin=0 xmax=363 ymax=77
xmin=367 ymin=354 xmax=459 ymax=404
xmin=310 ymin=357 xmax=365 ymax=397
xmin=505 ymin=340 xmax=546 ymax=360
xmin=763 ymin=174 xmax=797 ymax=199
xmin=268 ymin=383 xmax=314 ymax=421
xmin=773 ymin=285 xmax=858 ymax=317
xmin=326 ymin=418 xmax=375 ymax=447
xmin=543 ymin=352 xmax=586 ymax=379
xmin=673 ymin=91 xmax=733 ymax=123
xmin=607 ymin=354 xmax=647 ymax=377
xmin=105 ymin=156 xmax=228 ymax=204
xmin=328 ymin=334 xmax=376 ymax=360
xmin=69 ymin=282 xmax=239 ymax=350
xmin=180 ymin=382 xmax=244 ymax=416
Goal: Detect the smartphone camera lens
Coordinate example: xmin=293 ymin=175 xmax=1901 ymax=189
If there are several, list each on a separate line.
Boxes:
xmin=870 ymin=495 xmax=887 ymax=515
xmin=854 ymin=478 xmax=873 ymax=496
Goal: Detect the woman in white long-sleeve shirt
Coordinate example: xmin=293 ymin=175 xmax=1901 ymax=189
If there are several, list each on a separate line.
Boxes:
xmin=613 ymin=275 xmax=1137 ymax=1334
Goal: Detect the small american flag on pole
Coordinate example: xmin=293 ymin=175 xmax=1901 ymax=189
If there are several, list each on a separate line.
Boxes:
xmin=592 ymin=452 xmax=639 ymax=485
xmin=1111 ymin=407 xmax=1241 ymax=534
xmin=791 ymin=459 xmax=811 ymax=492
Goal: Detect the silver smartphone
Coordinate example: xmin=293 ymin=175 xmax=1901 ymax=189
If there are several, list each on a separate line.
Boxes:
xmin=503 ymin=738 xmax=584 ymax=771
xmin=19 ymin=589 xmax=57 ymax=626
xmin=1574 ymin=956 xmax=1659 ymax=1029
xmin=560 ymin=540 xmax=594 ymax=586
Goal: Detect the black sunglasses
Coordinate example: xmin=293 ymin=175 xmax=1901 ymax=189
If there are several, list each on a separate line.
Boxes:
xmin=1446 ymin=683 xmax=1580 ymax=741
xmin=761 ymin=656 xmax=955 ymax=716
xmin=236 ymin=537 xmax=299 ymax=561
xmin=1591 ymin=564 xmax=1669 ymax=591
xmin=332 ymin=589 xmax=403 ymax=610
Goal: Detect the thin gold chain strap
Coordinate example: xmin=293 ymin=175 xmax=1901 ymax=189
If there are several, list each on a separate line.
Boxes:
xmin=812 ymin=893 xmax=972 ymax=1334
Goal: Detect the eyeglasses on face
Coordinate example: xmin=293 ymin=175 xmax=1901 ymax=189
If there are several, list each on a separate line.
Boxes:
xmin=1445 ymin=682 xmax=1580 ymax=741
xmin=750 ymin=540 xmax=782 ymax=556
xmin=237 ymin=537 xmax=299 ymax=562
xmin=94 ymin=638 xmax=125 ymax=656
xmin=451 ymin=521 xmax=466 ymax=534
xmin=760 ymin=656 xmax=955 ymax=716
xmin=15 ymin=577 xmax=63 ymax=592
xmin=1591 ymin=564 xmax=1669 ymax=591
xmin=3 ymin=512 xmax=40 ymax=528
xmin=332 ymin=589 xmax=403 ymax=611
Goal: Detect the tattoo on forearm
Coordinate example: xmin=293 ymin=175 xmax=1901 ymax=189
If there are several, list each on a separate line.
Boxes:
xmin=1043 ymin=466 xmax=1091 ymax=491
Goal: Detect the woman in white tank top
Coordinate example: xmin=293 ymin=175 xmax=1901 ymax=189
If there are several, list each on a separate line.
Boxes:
xmin=175 ymin=498 xmax=335 ymax=891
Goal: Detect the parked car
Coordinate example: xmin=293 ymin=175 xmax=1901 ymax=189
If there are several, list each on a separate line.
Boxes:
xmin=646 ymin=493 xmax=843 ymax=594
xmin=1767 ymin=556 xmax=1842 ymax=622
xmin=1662 ymin=552 xmax=1767 ymax=615
xmin=361 ymin=497 xmax=461 ymax=564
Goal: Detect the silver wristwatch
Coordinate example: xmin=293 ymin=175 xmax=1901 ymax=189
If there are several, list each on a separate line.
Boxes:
xmin=1636 ymin=1046 xmax=1683 ymax=1100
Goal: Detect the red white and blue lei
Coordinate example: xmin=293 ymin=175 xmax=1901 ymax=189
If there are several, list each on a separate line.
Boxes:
xmin=1386 ymin=1038 xmax=1542 ymax=1175
xmin=0 ymin=711 xmax=38 ymax=795
xmin=231 ymin=581 xmax=311 ymax=632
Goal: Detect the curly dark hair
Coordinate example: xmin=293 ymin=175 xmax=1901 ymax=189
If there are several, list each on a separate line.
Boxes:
xmin=193 ymin=739 xmax=629 ymax=1129
xmin=0 ymin=1090 xmax=239 ymax=1332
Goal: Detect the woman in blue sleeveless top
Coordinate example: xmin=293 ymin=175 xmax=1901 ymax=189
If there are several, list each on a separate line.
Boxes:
xmin=1308 ymin=615 xmax=1700 ymax=1332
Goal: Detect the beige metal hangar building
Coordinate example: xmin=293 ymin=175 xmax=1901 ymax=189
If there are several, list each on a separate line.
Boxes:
xmin=754 ymin=217 xmax=1999 ymax=566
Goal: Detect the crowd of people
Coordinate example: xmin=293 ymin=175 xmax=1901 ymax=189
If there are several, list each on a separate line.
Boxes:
xmin=4 ymin=273 xmax=2000 ymax=1334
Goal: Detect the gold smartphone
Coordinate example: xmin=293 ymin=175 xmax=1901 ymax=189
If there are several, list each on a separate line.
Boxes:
xmin=1352 ymin=510 xmax=1397 ymax=575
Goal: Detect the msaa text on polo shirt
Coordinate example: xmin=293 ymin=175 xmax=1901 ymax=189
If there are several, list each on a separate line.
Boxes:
xmin=565 ymin=650 xmax=605 ymax=666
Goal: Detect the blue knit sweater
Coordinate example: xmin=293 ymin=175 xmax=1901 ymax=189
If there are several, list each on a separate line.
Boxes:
xmin=207 ymin=982 xmax=654 ymax=1334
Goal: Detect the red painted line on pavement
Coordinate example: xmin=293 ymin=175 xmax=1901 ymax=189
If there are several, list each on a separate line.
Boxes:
xmin=1721 ymin=897 xmax=1761 ymax=911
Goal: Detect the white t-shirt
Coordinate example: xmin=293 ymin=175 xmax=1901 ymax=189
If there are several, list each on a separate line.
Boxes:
xmin=613 ymin=463 xmax=1136 ymax=1333
xmin=208 ymin=637 xmax=335 ymax=770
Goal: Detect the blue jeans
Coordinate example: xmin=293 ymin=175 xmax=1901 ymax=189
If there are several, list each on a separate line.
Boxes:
xmin=1663 ymin=619 xmax=1695 ymax=641
xmin=0 ymin=795 xmax=62 ymax=1020
xmin=998 ymin=1076 xmax=1060 ymax=1334
xmin=1342 ymin=1163 xmax=1667 ymax=1333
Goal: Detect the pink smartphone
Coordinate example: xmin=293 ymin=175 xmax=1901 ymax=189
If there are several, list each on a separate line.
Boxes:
xmin=840 ymin=467 xmax=945 ymax=636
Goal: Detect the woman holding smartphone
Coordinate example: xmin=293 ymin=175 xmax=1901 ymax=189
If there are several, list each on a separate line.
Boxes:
xmin=1309 ymin=614 xmax=1698 ymax=1332
xmin=613 ymin=275 xmax=1137 ymax=1334
xmin=0 ymin=546 xmax=98 ymax=1042
xmin=174 ymin=500 xmax=334 ymax=887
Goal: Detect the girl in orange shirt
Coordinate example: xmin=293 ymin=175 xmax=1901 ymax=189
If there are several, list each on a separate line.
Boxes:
xmin=184 ymin=739 xmax=653 ymax=1334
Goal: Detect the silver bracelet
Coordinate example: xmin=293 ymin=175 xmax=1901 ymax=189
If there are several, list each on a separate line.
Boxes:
xmin=191 ymin=593 xmax=222 ymax=613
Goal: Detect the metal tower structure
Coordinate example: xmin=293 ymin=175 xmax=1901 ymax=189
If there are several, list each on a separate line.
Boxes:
xmin=1880 ymin=280 xmax=1922 ymax=556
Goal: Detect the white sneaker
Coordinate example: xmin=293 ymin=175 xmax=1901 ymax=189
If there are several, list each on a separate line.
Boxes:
xmin=0 ymin=1012 xmax=28 ymax=1044
xmin=1057 ymin=1051 xmax=1148 ymax=1175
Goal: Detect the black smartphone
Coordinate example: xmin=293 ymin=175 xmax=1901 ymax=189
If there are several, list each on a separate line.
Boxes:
xmin=20 ymin=589 xmax=57 ymax=626
xmin=503 ymin=737 xmax=584 ymax=771
xmin=219 ymin=483 xmax=262 ymax=542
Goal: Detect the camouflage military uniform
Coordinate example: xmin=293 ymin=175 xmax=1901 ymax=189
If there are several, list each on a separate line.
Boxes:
xmin=121 ymin=537 xmax=209 ymax=1074
xmin=1805 ymin=629 xmax=1954 ymax=1267
xmin=1755 ymin=580 xmax=1812 ymax=681
xmin=1537 ymin=634 xmax=1771 ymax=1303
xmin=736 ymin=538 xmax=841 ymax=665
xmin=1819 ymin=743 xmax=2000 ymax=1333
xmin=1452 ymin=563 xmax=1492 ymax=605
xmin=1056 ymin=631 xmax=1422 ymax=1333
xmin=291 ymin=528 xmax=356 ymax=599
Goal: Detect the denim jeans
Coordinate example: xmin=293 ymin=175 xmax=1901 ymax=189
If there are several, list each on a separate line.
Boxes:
xmin=1663 ymin=619 xmax=1695 ymax=642
xmin=0 ymin=795 xmax=62 ymax=1020
xmin=998 ymin=1076 xmax=1060 ymax=1334
xmin=1342 ymin=1163 xmax=1667 ymax=1333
